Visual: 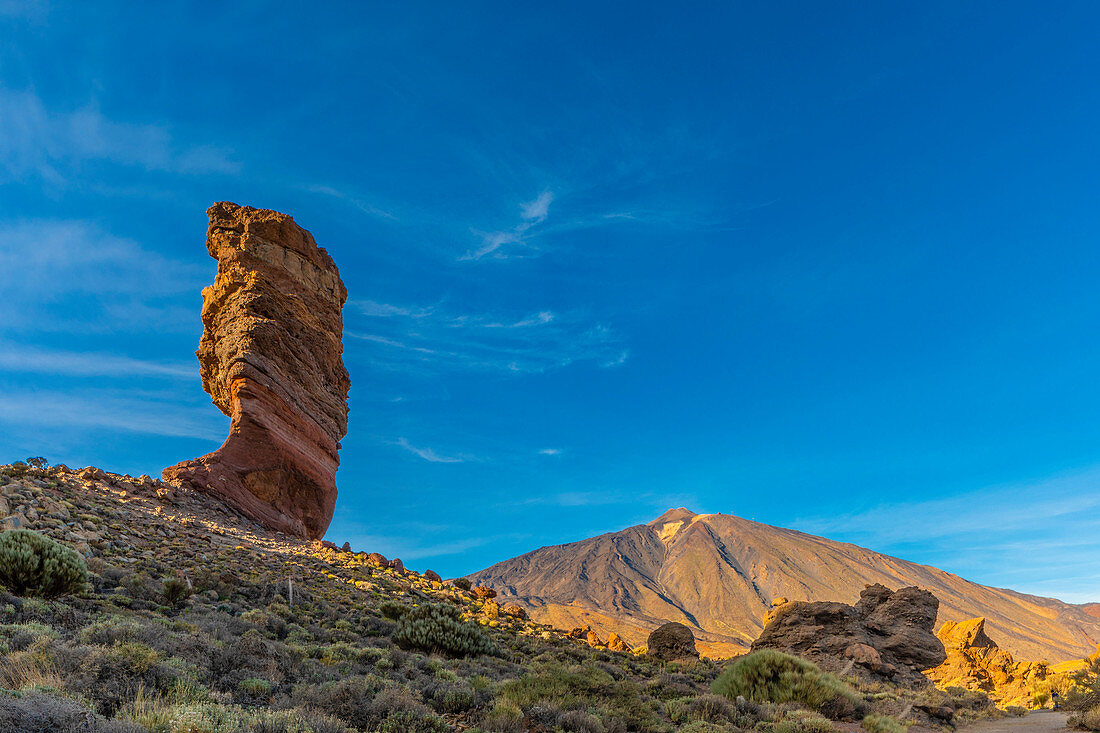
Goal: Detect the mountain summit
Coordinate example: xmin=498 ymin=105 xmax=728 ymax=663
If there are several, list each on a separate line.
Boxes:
xmin=468 ymin=508 xmax=1100 ymax=660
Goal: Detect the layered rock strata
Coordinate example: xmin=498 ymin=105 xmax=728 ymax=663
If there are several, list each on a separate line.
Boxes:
xmin=163 ymin=202 xmax=350 ymax=539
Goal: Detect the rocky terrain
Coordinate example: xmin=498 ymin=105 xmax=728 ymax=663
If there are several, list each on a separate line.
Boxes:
xmin=0 ymin=460 xmax=1005 ymax=732
xmin=163 ymin=202 xmax=351 ymax=540
xmin=751 ymin=584 xmax=946 ymax=688
xmin=925 ymin=618 xmax=1055 ymax=707
xmin=468 ymin=508 xmax=1100 ymax=662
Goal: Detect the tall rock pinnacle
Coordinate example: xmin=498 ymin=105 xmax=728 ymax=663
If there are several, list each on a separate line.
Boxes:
xmin=163 ymin=202 xmax=350 ymax=538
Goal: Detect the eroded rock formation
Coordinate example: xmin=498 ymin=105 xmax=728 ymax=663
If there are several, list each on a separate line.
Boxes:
xmin=751 ymin=583 xmax=946 ymax=684
xmin=163 ymin=202 xmax=350 ymax=539
xmin=924 ymin=617 xmax=1050 ymax=705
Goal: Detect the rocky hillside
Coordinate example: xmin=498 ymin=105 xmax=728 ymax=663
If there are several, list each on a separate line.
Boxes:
xmin=0 ymin=461 xmax=1000 ymax=732
xmin=467 ymin=508 xmax=1100 ymax=662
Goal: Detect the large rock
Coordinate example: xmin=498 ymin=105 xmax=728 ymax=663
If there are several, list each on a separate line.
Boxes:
xmin=163 ymin=202 xmax=350 ymax=539
xmin=924 ymin=617 xmax=1050 ymax=705
xmin=751 ymin=584 xmax=946 ymax=684
xmin=647 ymin=621 xmax=699 ymax=661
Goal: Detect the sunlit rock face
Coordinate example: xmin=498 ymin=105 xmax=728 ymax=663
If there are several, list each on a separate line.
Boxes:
xmin=924 ymin=617 xmax=1051 ymax=705
xmin=163 ymin=202 xmax=350 ymax=539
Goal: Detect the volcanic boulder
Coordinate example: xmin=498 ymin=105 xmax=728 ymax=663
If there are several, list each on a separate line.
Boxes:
xmin=163 ymin=202 xmax=350 ymax=539
xmin=647 ymin=621 xmax=699 ymax=661
xmin=751 ymin=583 xmax=946 ymax=684
xmin=924 ymin=617 xmax=1050 ymax=705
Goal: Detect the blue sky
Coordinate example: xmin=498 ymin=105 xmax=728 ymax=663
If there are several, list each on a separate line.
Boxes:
xmin=2 ymin=2 xmax=1099 ymax=601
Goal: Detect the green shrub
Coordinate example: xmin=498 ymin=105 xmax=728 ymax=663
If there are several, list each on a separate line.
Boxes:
xmin=0 ymin=530 xmax=88 ymax=598
xmin=379 ymin=600 xmax=408 ymax=620
xmin=161 ymin=577 xmax=192 ymax=608
xmin=377 ymin=710 xmax=450 ymax=732
xmin=393 ymin=603 xmax=497 ymax=658
xmin=712 ymin=650 xmax=862 ymax=720
xmin=863 ymin=713 xmax=907 ymax=733
xmin=1005 ymin=706 xmax=1027 ymax=717
xmin=239 ymin=677 xmax=273 ymax=697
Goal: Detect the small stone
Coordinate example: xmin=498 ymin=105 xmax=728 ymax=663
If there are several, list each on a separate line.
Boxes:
xmin=0 ymin=513 xmax=26 ymax=530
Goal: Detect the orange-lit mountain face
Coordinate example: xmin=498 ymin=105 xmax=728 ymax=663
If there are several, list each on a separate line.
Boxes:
xmin=468 ymin=508 xmax=1100 ymax=661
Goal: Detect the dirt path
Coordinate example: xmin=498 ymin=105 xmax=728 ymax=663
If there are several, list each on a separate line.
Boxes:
xmin=962 ymin=712 xmax=1070 ymax=733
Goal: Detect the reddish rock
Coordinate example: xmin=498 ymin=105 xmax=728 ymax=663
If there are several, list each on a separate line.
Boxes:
xmin=163 ymin=202 xmax=350 ymax=539
xmin=423 ymin=569 xmax=442 ymax=584
xmin=607 ymin=632 xmax=630 ymax=652
xmin=368 ymin=552 xmax=389 ymax=567
xmin=389 ymin=558 xmax=405 ymax=573
xmin=472 ymin=586 xmax=497 ymax=600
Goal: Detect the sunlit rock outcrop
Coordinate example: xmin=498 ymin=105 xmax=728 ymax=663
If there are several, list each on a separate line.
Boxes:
xmin=163 ymin=202 xmax=350 ymax=539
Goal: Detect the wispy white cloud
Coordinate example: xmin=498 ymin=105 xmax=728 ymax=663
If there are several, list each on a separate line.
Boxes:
xmin=0 ymin=219 xmax=205 ymax=333
xmin=348 ymin=301 xmax=627 ymax=374
xmin=538 ymin=448 xmax=562 ymax=456
xmin=0 ymin=390 xmax=223 ymax=441
xmin=303 ymin=184 xmax=397 ymax=221
xmin=792 ymin=466 xmax=1100 ymax=602
xmin=520 ymin=190 xmax=553 ymax=223
xmin=338 ymin=532 xmax=492 ymax=562
xmin=392 ymin=437 xmax=465 ymax=464
xmin=354 ymin=300 xmax=435 ymax=319
xmin=462 ymin=190 xmax=555 ymax=260
xmin=0 ymin=87 xmax=239 ymax=185
xmin=0 ymin=341 xmax=192 ymax=378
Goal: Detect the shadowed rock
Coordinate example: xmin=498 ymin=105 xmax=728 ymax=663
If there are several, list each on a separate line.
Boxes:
xmin=163 ymin=202 xmax=350 ymax=539
xmin=648 ymin=621 xmax=699 ymax=661
xmin=751 ymin=583 xmax=946 ymax=684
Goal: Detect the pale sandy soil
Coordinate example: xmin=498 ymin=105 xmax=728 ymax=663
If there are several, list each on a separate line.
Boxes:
xmin=962 ymin=711 xmax=1070 ymax=733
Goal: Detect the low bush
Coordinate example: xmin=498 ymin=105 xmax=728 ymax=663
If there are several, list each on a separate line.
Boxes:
xmin=0 ymin=689 xmax=142 ymax=732
xmin=0 ymin=530 xmax=88 ymax=598
xmin=863 ymin=713 xmax=907 ymax=733
xmin=712 ymin=650 xmax=862 ymax=720
xmin=393 ymin=603 xmax=497 ymax=658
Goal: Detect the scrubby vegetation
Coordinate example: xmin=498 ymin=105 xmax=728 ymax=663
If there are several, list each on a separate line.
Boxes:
xmin=1065 ymin=658 xmax=1100 ymax=730
xmin=712 ymin=650 xmax=863 ymax=720
xmin=0 ymin=461 xmax=1006 ymax=731
xmin=0 ymin=528 xmax=88 ymax=598
xmin=394 ymin=602 xmax=498 ymax=658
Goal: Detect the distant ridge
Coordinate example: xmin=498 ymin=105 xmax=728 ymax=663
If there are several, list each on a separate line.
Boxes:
xmin=468 ymin=508 xmax=1100 ymax=660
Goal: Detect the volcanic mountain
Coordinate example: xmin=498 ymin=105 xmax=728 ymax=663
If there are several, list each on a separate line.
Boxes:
xmin=467 ymin=508 xmax=1100 ymax=661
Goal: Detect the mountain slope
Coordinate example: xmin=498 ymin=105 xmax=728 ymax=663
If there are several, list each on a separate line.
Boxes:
xmin=468 ymin=508 xmax=1100 ymax=661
